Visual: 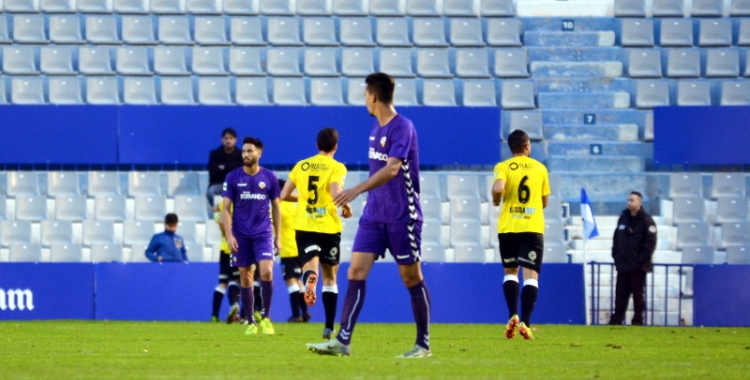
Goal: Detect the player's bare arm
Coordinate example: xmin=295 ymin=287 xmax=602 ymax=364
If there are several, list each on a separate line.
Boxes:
xmin=280 ymin=180 xmax=299 ymax=202
xmin=221 ymin=197 xmax=238 ymax=252
xmin=271 ymin=197 xmax=282 ymax=255
xmin=333 ymin=157 xmax=402 ymax=206
xmin=542 ymin=194 xmax=549 ymax=209
xmin=330 ymin=182 xmax=353 ymax=218
xmin=492 ymin=179 xmax=506 ymax=207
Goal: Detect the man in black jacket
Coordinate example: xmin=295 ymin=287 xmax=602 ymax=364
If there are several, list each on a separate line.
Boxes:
xmin=207 ymin=128 xmax=243 ymax=207
xmin=609 ymin=191 xmax=657 ymax=326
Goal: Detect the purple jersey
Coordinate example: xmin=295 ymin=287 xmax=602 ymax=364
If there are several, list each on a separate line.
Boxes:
xmin=222 ymin=167 xmax=280 ymax=238
xmin=363 ymin=114 xmax=422 ymax=223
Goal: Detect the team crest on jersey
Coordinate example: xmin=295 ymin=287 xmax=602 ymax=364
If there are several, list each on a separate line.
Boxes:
xmin=528 ymin=251 xmax=537 ymax=261
xmin=380 ymin=136 xmax=387 ymax=147
xmin=174 ymin=238 xmax=183 ymax=249
xmin=259 ymin=181 xmax=266 ymax=189
xmin=509 ymin=163 xmax=519 ymax=170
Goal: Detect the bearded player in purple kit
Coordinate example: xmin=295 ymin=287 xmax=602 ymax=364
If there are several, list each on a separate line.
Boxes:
xmin=306 ymin=73 xmax=431 ymax=358
xmin=221 ymin=137 xmax=281 ymax=336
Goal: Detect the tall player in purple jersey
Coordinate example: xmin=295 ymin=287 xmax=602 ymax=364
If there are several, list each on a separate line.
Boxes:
xmin=306 ymin=73 xmax=432 ymax=358
xmin=221 ymin=137 xmax=281 ymax=336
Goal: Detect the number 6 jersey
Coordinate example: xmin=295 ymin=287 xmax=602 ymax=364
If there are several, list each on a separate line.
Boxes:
xmin=288 ymin=154 xmax=347 ymax=234
xmin=493 ymin=156 xmax=551 ymax=234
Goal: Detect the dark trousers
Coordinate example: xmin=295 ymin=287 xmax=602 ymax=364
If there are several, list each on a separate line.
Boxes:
xmin=609 ymin=270 xmax=646 ymax=325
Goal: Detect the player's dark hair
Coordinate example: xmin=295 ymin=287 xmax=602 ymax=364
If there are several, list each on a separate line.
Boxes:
xmin=317 ymin=127 xmax=339 ymax=153
xmin=243 ymin=136 xmax=264 ymax=151
xmin=508 ymin=130 xmax=530 ymax=154
xmin=222 ymin=128 xmax=237 ymax=138
xmin=631 ymin=191 xmax=643 ymax=199
xmin=365 ymin=73 xmax=395 ymax=104
xmin=165 ymin=213 xmax=178 ymax=225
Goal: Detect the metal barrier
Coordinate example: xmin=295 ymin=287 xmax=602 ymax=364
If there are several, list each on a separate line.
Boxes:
xmin=588 ymin=262 xmax=691 ymax=326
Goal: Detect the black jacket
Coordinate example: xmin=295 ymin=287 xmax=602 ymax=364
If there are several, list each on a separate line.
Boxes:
xmin=612 ymin=208 xmax=657 ymax=273
xmin=208 ymin=145 xmax=243 ymax=186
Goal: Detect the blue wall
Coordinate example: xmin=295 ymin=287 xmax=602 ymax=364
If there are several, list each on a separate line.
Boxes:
xmin=0 ymin=106 xmax=501 ymax=166
xmin=654 ymin=106 xmax=750 ymax=165
xmin=693 ymin=265 xmax=750 ymax=327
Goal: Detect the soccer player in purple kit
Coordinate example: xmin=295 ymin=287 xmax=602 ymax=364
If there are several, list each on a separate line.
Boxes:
xmin=306 ymin=73 xmax=432 ymax=358
xmin=221 ymin=137 xmax=281 ymax=335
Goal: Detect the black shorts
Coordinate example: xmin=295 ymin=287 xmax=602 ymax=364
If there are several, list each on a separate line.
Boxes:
xmin=280 ymin=257 xmax=303 ymax=281
xmin=218 ymin=252 xmax=240 ymax=283
xmin=498 ymin=233 xmax=544 ymax=273
xmin=295 ymin=230 xmax=341 ymax=266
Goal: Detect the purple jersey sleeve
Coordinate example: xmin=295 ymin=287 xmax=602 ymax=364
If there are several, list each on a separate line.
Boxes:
xmin=388 ymin=122 xmax=414 ymax=160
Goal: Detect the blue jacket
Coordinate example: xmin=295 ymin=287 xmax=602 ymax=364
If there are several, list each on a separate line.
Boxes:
xmin=145 ymin=231 xmax=187 ymax=262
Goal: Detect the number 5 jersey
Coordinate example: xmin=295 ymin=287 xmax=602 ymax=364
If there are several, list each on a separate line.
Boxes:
xmin=493 ymin=156 xmax=551 ymax=234
xmin=288 ymin=154 xmax=347 ymax=234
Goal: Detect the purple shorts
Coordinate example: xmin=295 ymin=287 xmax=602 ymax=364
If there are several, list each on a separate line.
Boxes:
xmin=352 ymin=218 xmax=422 ymax=265
xmin=231 ymin=234 xmax=274 ymax=268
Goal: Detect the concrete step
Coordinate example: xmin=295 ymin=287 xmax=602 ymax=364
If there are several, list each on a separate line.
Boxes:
xmin=538 ymin=92 xmax=630 ymax=109
xmin=542 ymin=109 xmax=649 ymax=127
xmin=528 ymin=47 xmax=624 ymax=63
xmin=530 ymin=61 xmax=623 ymax=78
xmin=544 ymin=124 xmax=639 ymax=142
xmin=501 ymin=141 xmax=549 ymax=163
xmin=520 ymin=17 xmax=620 ymax=33
xmin=547 ymin=155 xmax=645 ymax=173
xmin=547 ymin=141 xmax=653 ymax=158
xmin=536 ymin=78 xmax=632 ymax=94
xmin=516 ymin=1 xmax=613 ymax=17
xmin=523 ymin=31 xmax=616 ymax=47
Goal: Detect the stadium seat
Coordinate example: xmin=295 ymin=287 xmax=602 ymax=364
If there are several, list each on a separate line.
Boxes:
xmin=447 ymin=175 xmax=480 ymax=200
xmin=85 ymin=16 xmax=120 ymax=44
xmin=621 ymin=19 xmax=654 ymax=47
xmin=310 ymin=78 xmax=344 ymax=105
xmin=154 ymin=47 xmax=189 ymax=75
xmin=87 ymin=76 xmax=120 ymax=105
xmin=195 ymin=17 xmax=230 ymax=45
xmin=0 ymin=220 xmax=32 ymax=246
xmin=731 ymin=0 xmax=750 ymax=16
xmin=407 ymin=0 xmax=439 ymax=16
xmin=116 ymin=47 xmax=151 ymax=75
xmin=11 ymin=77 xmax=45 ymax=105
xmin=187 ymin=0 xmax=221 ymax=14
xmin=41 ymin=47 xmax=76 ymax=75
xmin=41 ymin=220 xmax=74 ymax=246
xmin=450 ymin=220 xmax=483 ymax=246
xmin=91 ymin=243 xmax=123 ymax=262
xmin=676 ymin=81 xmax=711 ymax=106
xmin=545 ymin=221 xmax=566 ymax=247
xmin=449 ymin=18 xmax=484 ymax=47
xmin=453 ymin=244 xmax=486 ymax=263
xmin=229 ymin=47 xmax=264 ymax=75
xmin=682 ymin=245 xmax=714 ymax=264
xmin=303 ymin=18 xmax=338 ymax=46
xmin=370 ymin=0 xmax=404 ymax=15
xmin=134 ymin=196 xmax=167 ymax=221
xmin=48 ymin=172 xmax=80 ymax=196
xmin=333 ymin=0 xmax=366 ymax=15
xmin=152 ymin=0 xmax=186 ymax=13
xmin=49 ymin=15 xmax=84 ymax=44
xmin=236 ymin=77 xmax=269 ymax=105
xmin=122 ymin=16 xmax=157 ymax=45
xmin=413 ymin=18 xmax=448 ymax=47
xmin=376 ymin=18 xmax=411 ymax=47
xmin=712 ymin=173 xmax=746 ymax=197
xmin=128 ymin=172 xmax=161 ymax=196
xmin=615 ymin=0 xmax=646 ymax=17
xmin=421 ymin=242 xmax=447 ymax=262
xmin=49 ymin=243 xmax=83 ymax=262
xmin=267 ymin=48 xmax=302 ymax=76
xmin=346 ymin=77 xmax=366 ymax=105
xmin=628 ymin=49 xmax=662 ymax=78
xmin=738 ymin=20 xmax=750 ymax=47
xmin=487 ymin=18 xmax=522 ymax=47
xmin=501 ymin=80 xmax=535 ymax=109
xmin=198 ymin=77 xmax=232 ymax=105
xmin=450 ymin=197 xmax=481 ymax=221
xmin=78 ymin=0 xmax=110 ymax=13
xmin=455 ymin=49 xmax=491 ymax=78
xmin=635 ymin=80 xmax=670 ymax=108
xmin=462 ymin=80 xmax=497 ymax=106
xmin=379 ymin=48 xmax=415 ymax=77
xmin=193 ymin=47 xmax=227 ymax=75
xmin=339 ymin=17 xmax=376 ymax=46
xmin=698 ymin=19 xmax=732 ymax=47
xmin=393 ymin=78 xmax=418 ymax=105
xmin=83 ymin=220 xmax=115 ymax=245
xmin=15 ymin=195 xmax=46 ymax=220
xmin=161 ymin=77 xmax=196 ymax=104
xmin=174 ymin=195 xmax=206 ymax=221
xmin=305 ymin=48 xmax=339 ymax=76
xmin=55 ymin=195 xmax=87 ymax=220
xmin=653 ymin=0 xmax=684 ymax=16
xmin=444 ymin=0 xmax=476 ymax=16
xmin=676 ymin=222 xmax=710 ymax=247
xmin=423 ymin=79 xmax=456 ymax=106
xmin=49 ymin=77 xmax=84 ymax=105
xmin=272 ymin=77 xmax=306 ymax=105
xmin=94 ymin=195 xmax=127 ymax=220
xmin=230 ymin=17 xmax=265 ymax=45
xmin=481 ymin=0 xmax=514 ymax=16
xmin=0 ymin=195 xmax=7 ymax=220
xmin=670 ymin=173 xmax=703 ymax=197
xmin=421 ymin=196 xmax=443 ymax=223
xmin=167 ymin=172 xmax=200 ymax=196
xmin=417 ymin=49 xmax=451 ymax=78
xmin=672 ymin=196 xmax=706 ymax=223
xmin=298 ymin=0 xmax=331 ymax=15
xmin=721 ymin=222 xmax=750 ymax=247
xmin=341 ymin=48 xmax=374 ymax=76
xmin=267 ymin=17 xmax=303 ymax=46
xmin=124 ymin=220 xmax=155 ymax=245
xmin=224 ymin=0 xmax=259 ymax=14
xmin=9 ymin=243 xmax=42 ymax=262
xmin=4 ymin=0 xmax=41 ymax=12
xmin=509 ymin=111 xmax=543 ymax=140
xmin=716 ymin=197 xmax=749 ymax=223
xmin=0 ymin=17 xmax=10 ymax=45
xmin=88 ymin=172 xmax=121 ymax=196
xmin=706 ymin=50 xmax=740 ymax=78
xmin=158 ymin=16 xmax=193 ymax=45
xmin=13 ymin=15 xmax=47 ymax=44
xmin=7 ymin=172 xmax=40 ymax=197
xmin=178 ymin=220 xmax=198 ymax=244
xmin=260 ymin=0 xmax=294 ymax=15
xmin=115 ymin=0 xmax=150 ymax=13
xmin=3 ymin=47 xmax=38 ymax=75
xmin=79 ymin=47 xmax=115 ymax=75
xmin=660 ymin=19 xmax=693 ymax=47
xmin=495 ymin=49 xmax=529 ymax=78
xmin=726 ymin=245 xmax=750 ymax=264
xmin=692 ymin=0 xmax=724 ymax=17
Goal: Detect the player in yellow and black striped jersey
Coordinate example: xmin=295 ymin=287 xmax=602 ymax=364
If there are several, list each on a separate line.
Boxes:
xmin=277 ymin=179 xmax=312 ymax=323
xmin=211 ymin=201 xmax=242 ymax=323
xmin=491 ymin=129 xmax=551 ymax=340
xmin=280 ymin=127 xmax=353 ymax=340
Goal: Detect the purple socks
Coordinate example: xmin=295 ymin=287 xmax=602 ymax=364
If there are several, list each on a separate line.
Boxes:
xmin=408 ymin=281 xmax=431 ymax=350
xmin=336 ymin=280 xmax=366 ymax=345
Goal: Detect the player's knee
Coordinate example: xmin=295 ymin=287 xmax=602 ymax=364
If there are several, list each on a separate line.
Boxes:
xmin=347 ymin=265 xmax=366 ymax=280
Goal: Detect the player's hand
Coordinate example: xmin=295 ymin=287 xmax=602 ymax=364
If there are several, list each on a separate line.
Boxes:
xmin=273 ymin=238 xmax=281 ymax=256
xmin=341 ymin=204 xmax=353 ymax=219
xmin=227 ymin=235 xmax=239 ymax=253
xmin=333 ymin=188 xmax=359 ymax=207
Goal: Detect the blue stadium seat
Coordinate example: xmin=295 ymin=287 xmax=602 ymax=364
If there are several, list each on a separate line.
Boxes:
xmin=672 ymin=196 xmax=706 ymax=223
xmin=158 ymin=16 xmax=193 ymax=45
xmin=11 ymin=77 xmax=45 ymax=104
xmin=230 ymin=17 xmax=265 ymax=45
xmin=152 ymin=0 xmax=186 ymax=14
xmin=85 ymin=16 xmax=121 ymax=44
xmin=78 ymin=0 xmax=114 ymax=13
xmin=423 ymin=79 xmax=456 ymax=106
xmin=9 ymin=243 xmax=42 ymax=262
xmin=0 ymin=220 xmax=32 ymax=246
xmin=509 ymin=110 xmax=543 ymax=140
xmin=727 ymin=245 xmax=750 ymax=264
xmin=341 ymin=48 xmax=373 ymax=76
xmin=124 ymin=220 xmax=156 ymax=245
xmin=167 ymin=172 xmax=200 ymax=196
xmin=670 ymin=173 xmax=703 ymax=197
xmin=187 ymin=0 xmax=221 ymax=14
xmin=450 ymin=18 xmax=484 ymax=47
xmin=87 ymin=172 xmax=121 ymax=196
xmin=682 ymin=245 xmax=714 ymax=264
xmin=653 ymin=0 xmax=684 ymax=17
xmin=730 ymin=0 xmax=750 ymax=16
xmin=621 ymin=19 xmax=654 ymax=47
xmin=41 ymin=220 xmax=73 ymax=246
xmin=79 ymin=47 xmax=115 ymax=75
xmin=49 ymin=76 xmax=84 ymax=104
xmin=303 ymin=17 xmax=338 ymax=46
xmin=13 ymin=15 xmax=47 ymax=43
xmin=224 ymin=0 xmax=259 ymax=14
xmin=154 ymin=46 xmax=189 ymax=75
xmin=635 ymin=80 xmax=670 ymax=108
xmin=15 ymin=195 xmax=47 ymax=220
xmin=660 ymin=19 xmax=693 ymax=47
xmin=55 ymin=195 xmax=87 ymax=220
xmin=260 ymin=0 xmax=294 ymax=15
xmin=706 ymin=49 xmax=739 ymax=78
xmin=198 ymin=77 xmax=232 ymax=105
xmin=444 ymin=0 xmax=476 ymax=16
xmin=676 ymin=222 xmax=710 ymax=247
xmin=229 ymin=47 xmax=264 ymax=75
xmin=298 ymin=0 xmax=331 ymax=15
xmin=0 ymin=17 xmax=10 ymax=44
xmin=407 ymin=0 xmax=439 ymax=16
xmin=195 ymin=16 xmax=230 ymax=45
xmin=122 ymin=16 xmax=157 ymax=44
xmin=420 ymin=195 xmax=443 ymax=223
xmin=480 ymin=0 xmax=514 ymax=17
xmin=666 ymin=49 xmax=700 ymax=78
xmin=41 ymin=47 xmax=76 ymax=75
xmin=462 ymin=79 xmax=496 ymax=106
xmin=267 ymin=48 xmax=302 ymax=76
xmin=716 ymin=197 xmax=749 ymax=223
xmin=615 ymin=0 xmax=646 ymax=17
xmin=447 ymin=175 xmax=480 ymax=199
xmin=692 ymin=0 xmax=724 ymax=17
xmin=86 ymin=76 xmax=120 ymax=104
xmin=267 ymin=17 xmax=303 ymax=45
xmin=236 ymin=77 xmax=269 ymax=104
xmin=42 ymin=0 xmax=76 ymax=12
xmin=450 ymin=196 xmax=481 ymax=222
xmin=47 ymin=172 xmax=80 ymax=196
xmin=115 ymin=0 xmax=150 ymax=13
xmin=192 ymin=47 xmax=227 ymax=75
xmin=161 ymin=77 xmax=195 ymax=104
xmin=124 ymin=77 xmax=158 ymax=104
xmin=116 ymin=47 xmax=151 ymax=75
xmin=456 ymin=49 xmax=490 ymax=78
xmin=4 ymin=0 xmax=41 ymax=12
xmin=272 ymin=77 xmax=306 ymax=105
xmin=376 ymin=17 xmax=411 ymax=47
xmin=413 ymin=18 xmax=448 ymax=47
xmin=379 ymin=48 xmax=415 ymax=77
xmin=393 ymin=78 xmax=418 ymax=105
xmin=721 ymin=222 xmax=750 ymax=247
xmin=49 ymin=15 xmax=84 ymax=44
xmin=339 ymin=17 xmax=375 ymax=46
xmin=346 ymin=76 xmax=366 ymax=104
xmin=91 ymin=243 xmax=124 ymax=262
xmin=304 ymin=48 xmax=339 ymax=76
xmin=7 ymin=172 xmax=40 ymax=196
xmin=501 ymin=80 xmax=535 ymax=109
xmin=50 ymin=243 xmax=83 ymax=262
xmin=3 ymin=47 xmax=38 ymax=74
xmin=129 ymin=172 xmax=162 ymax=196
xmin=333 ymin=0 xmax=366 ymax=15
xmin=628 ymin=49 xmax=662 ymax=78
xmin=94 ymin=195 xmax=127 ymax=220
xmin=417 ymin=48 xmax=451 ymax=78
xmin=495 ymin=48 xmax=529 ymax=78
xmin=310 ymin=78 xmax=344 ymax=105
xmin=698 ymin=19 xmax=732 ymax=47
xmin=134 ymin=196 xmax=167 ymax=221
xmin=487 ymin=18 xmax=522 ymax=47
xmin=370 ymin=0 xmax=404 ymax=16
xmin=174 ymin=195 xmax=206 ymax=221
xmin=712 ymin=173 xmax=747 ymax=197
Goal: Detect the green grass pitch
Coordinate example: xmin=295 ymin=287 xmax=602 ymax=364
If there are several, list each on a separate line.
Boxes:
xmin=1 ymin=321 xmax=749 ymax=379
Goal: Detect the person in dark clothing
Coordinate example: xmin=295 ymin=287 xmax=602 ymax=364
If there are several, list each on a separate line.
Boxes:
xmin=609 ymin=191 xmax=657 ymax=326
xmin=145 ymin=213 xmax=188 ymax=262
xmin=207 ymin=128 xmax=243 ymax=207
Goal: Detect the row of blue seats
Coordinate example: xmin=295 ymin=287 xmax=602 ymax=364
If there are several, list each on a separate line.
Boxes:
xmin=616 ymin=0 xmax=750 ymax=18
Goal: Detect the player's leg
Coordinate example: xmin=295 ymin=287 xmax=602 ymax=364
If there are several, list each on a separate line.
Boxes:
xmin=301 ymin=256 xmax=320 ymax=306
xmin=212 ymin=282 xmax=227 ymax=322
xmin=252 ymin=265 xmax=262 ymax=321
xmin=297 ymin=277 xmax=311 ymax=322
xmin=281 ymin=258 xmax=303 ymax=322
xmin=609 ymin=270 xmax=631 ymax=325
xmin=321 ymin=262 xmax=339 ymax=338
xmin=629 ymin=271 xmax=646 ymax=326
xmin=517 ymin=233 xmax=544 ymax=339
xmin=226 ymin=279 xmax=241 ymax=324
xmin=499 ymin=233 xmax=521 ymax=338
xmin=234 ymin=236 xmax=258 ymax=334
